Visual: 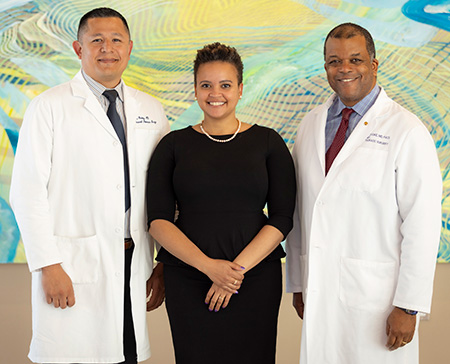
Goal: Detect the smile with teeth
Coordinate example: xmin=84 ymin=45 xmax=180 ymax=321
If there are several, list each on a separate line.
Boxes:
xmin=99 ymin=58 xmax=118 ymax=63
xmin=340 ymin=77 xmax=359 ymax=83
xmin=208 ymin=101 xmax=226 ymax=106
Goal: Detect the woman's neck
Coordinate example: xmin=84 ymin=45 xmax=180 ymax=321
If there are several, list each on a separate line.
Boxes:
xmin=201 ymin=116 xmax=239 ymax=135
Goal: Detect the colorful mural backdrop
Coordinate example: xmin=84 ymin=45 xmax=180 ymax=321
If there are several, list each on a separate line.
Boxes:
xmin=1 ymin=0 xmax=449 ymax=263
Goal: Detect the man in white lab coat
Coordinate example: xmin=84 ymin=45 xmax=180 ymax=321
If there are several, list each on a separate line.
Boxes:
xmin=285 ymin=23 xmax=442 ymax=364
xmin=10 ymin=7 xmax=169 ymax=364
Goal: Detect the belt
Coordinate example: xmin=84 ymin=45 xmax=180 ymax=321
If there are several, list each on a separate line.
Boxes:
xmin=124 ymin=238 xmax=134 ymax=250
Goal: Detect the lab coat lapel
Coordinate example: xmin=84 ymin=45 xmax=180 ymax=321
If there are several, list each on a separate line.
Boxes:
xmin=70 ymin=71 xmax=119 ymax=141
xmin=325 ymin=90 xmax=389 ymax=176
xmin=123 ymin=84 xmax=139 ymax=184
xmin=313 ymin=95 xmax=335 ymax=176
xmin=123 ymin=84 xmax=139 ymax=148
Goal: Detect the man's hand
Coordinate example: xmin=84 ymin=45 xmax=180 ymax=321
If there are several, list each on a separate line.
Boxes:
xmin=146 ymin=263 xmax=165 ymax=311
xmin=385 ymin=307 xmax=416 ymax=350
xmin=293 ymin=292 xmax=304 ymax=319
xmin=41 ymin=264 xmax=75 ymax=309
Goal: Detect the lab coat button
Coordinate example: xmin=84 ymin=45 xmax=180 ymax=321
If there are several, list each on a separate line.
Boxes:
xmin=117 ymin=184 xmax=122 ymax=190
xmin=115 ymin=228 xmax=121 ymax=233
xmin=115 ymin=272 xmax=121 ymax=277
xmin=316 ymin=200 xmax=324 ymax=206
xmin=113 ymin=141 xmax=119 ymax=146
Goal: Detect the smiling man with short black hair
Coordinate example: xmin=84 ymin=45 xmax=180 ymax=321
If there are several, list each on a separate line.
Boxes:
xmin=10 ymin=7 xmax=169 ymax=364
xmin=286 ymin=22 xmax=442 ymax=364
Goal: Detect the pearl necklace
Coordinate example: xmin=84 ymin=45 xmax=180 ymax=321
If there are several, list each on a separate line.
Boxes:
xmin=200 ymin=119 xmax=241 ymax=143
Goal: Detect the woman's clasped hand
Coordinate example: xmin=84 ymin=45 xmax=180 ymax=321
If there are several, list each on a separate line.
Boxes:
xmin=202 ymin=260 xmax=245 ymax=311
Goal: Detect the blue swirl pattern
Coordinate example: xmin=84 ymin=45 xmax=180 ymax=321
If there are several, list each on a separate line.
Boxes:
xmin=0 ymin=0 xmax=449 ymax=262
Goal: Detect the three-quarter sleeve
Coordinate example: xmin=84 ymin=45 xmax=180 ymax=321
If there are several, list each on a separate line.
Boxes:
xmin=265 ymin=130 xmax=296 ymax=238
xmin=146 ymin=132 xmax=177 ymax=227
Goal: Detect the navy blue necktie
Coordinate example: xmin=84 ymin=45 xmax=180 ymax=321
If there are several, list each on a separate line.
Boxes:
xmin=103 ymin=90 xmax=130 ymax=211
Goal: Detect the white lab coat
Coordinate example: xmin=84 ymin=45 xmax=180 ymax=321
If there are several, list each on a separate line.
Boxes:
xmin=285 ymin=88 xmax=442 ymax=364
xmin=10 ymin=71 xmax=170 ymax=363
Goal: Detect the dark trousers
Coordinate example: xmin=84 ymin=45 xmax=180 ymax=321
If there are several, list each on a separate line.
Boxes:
xmin=120 ymin=245 xmax=137 ymax=364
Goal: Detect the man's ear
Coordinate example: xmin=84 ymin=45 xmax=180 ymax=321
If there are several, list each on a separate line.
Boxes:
xmin=73 ymin=41 xmax=82 ymax=59
xmin=128 ymin=40 xmax=133 ymax=57
xmin=372 ymin=58 xmax=379 ymax=76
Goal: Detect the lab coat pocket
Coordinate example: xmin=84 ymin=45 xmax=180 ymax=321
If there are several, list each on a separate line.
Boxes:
xmin=56 ymin=235 xmax=100 ymax=284
xmin=337 ymin=148 xmax=387 ymax=192
xmin=135 ymin=128 xmax=161 ymax=170
xmin=339 ymin=257 xmax=396 ymax=312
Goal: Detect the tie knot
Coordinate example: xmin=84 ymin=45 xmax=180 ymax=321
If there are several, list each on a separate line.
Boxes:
xmin=342 ymin=108 xmax=354 ymax=122
xmin=103 ymin=89 xmax=119 ymax=103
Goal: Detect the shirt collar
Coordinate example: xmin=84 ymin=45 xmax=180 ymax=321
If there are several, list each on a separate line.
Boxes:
xmin=81 ymin=69 xmax=124 ymax=102
xmin=330 ymin=84 xmax=381 ymax=118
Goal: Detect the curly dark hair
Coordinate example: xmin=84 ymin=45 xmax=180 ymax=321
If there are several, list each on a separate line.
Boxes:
xmin=324 ymin=23 xmax=376 ymax=60
xmin=194 ymin=42 xmax=244 ymax=84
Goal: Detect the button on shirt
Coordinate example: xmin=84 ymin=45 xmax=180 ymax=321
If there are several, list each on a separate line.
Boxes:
xmin=82 ymin=69 xmax=131 ymax=239
xmin=325 ymin=85 xmax=381 ymax=151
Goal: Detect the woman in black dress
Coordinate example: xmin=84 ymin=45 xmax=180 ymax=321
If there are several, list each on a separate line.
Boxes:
xmin=147 ymin=42 xmax=296 ymax=364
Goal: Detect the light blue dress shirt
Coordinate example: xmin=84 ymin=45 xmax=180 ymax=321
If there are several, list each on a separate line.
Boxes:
xmin=325 ymin=85 xmax=381 ymax=151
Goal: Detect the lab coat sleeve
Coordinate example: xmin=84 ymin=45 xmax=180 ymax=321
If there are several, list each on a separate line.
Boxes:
xmin=393 ymin=124 xmax=442 ymax=313
xmin=9 ymin=95 xmax=62 ymax=272
xmin=162 ymin=110 xmax=171 ymax=137
xmin=285 ymin=140 xmax=304 ymax=293
xmin=148 ymin=103 xmax=171 ymax=256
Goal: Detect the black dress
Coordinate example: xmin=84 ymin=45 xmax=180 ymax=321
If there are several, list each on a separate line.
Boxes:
xmin=147 ymin=125 xmax=296 ymax=364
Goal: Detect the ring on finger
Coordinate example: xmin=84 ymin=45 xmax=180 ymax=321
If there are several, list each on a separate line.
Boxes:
xmin=218 ymin=296 xmax=223 ymax=299
xmin=233 ymin=280 xmax=237 ymax=285
xmin=402 ymin=341 xmax=408 ymax=345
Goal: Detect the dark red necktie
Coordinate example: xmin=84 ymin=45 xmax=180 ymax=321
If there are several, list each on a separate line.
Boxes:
xmin=325 ymin=108 xmax=354 ymax=175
